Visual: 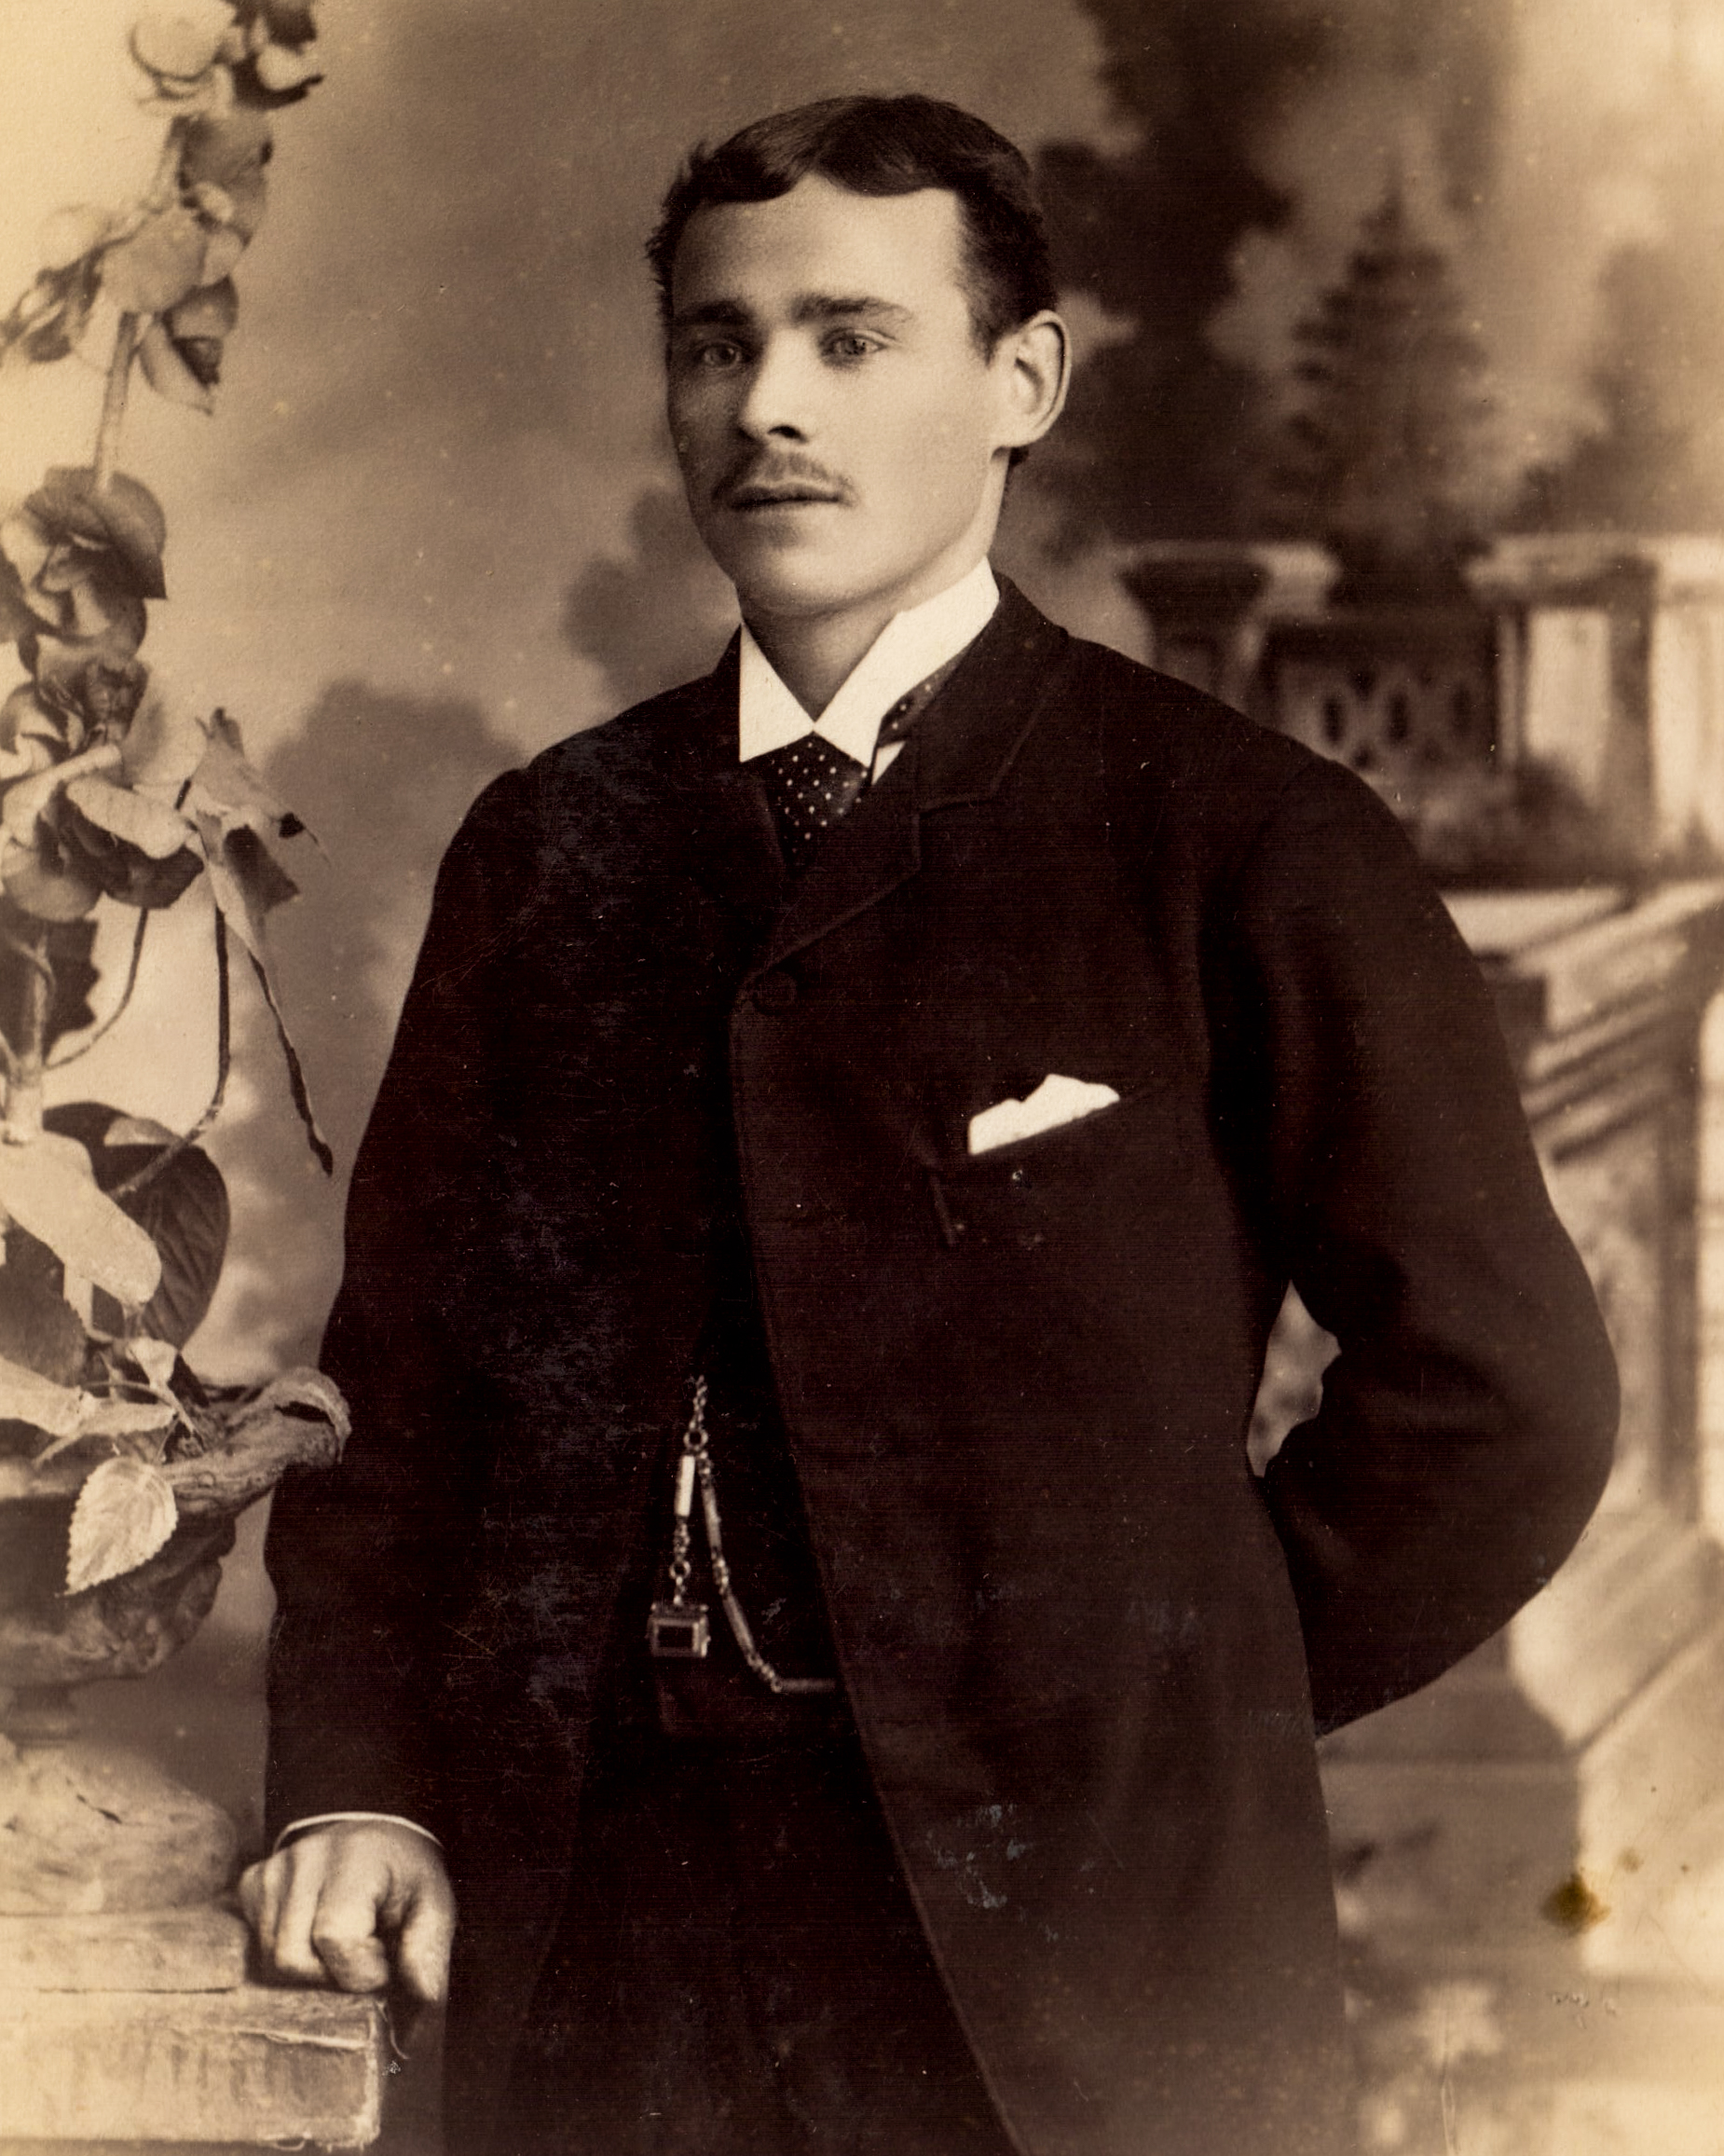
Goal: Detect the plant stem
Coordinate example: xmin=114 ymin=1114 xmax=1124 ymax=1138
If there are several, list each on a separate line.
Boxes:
xmin=91 ymin=118 xmax=183 ymax=494
xmin=93 ymin=312 xmax=142 ymax=495
xmin=4 ymin=926 xmax=52 ymax=1145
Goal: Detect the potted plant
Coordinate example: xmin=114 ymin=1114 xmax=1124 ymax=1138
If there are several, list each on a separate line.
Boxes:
xmin=0 ymin=1 xmax=346 ymax=1943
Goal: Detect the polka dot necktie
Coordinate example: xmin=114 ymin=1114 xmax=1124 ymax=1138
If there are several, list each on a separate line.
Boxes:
xmin=754 ymin=734 xmax=869 ymax=874
xmin=752 ymin=654 xmax=965 ymax=876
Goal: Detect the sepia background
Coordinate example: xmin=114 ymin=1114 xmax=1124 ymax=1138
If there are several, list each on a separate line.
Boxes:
xmin=5 ymin=1 xmax=1724 ymax=2149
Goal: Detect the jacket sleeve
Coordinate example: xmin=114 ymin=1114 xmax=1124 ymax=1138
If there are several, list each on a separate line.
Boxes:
xmin=1226 ymin=756 xmax=1619 ymax=1733
xmin=261 ymin=765 xmax=537 ymax=1844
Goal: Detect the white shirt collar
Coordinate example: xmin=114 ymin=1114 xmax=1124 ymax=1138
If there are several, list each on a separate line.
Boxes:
xmin=738 ymin=559 xmax=999 ymax=769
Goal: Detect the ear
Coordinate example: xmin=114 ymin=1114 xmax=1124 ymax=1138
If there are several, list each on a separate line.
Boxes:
xmin=993 ymin=310 xmax=1071 ymax=452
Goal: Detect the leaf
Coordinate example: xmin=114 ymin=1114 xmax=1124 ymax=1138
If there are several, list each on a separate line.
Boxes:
xmin=188 ymin=711 xmax=313 ymax=848
xmin=179 ymin=107 xmax=274 ymax=190
xmin=253 ymin=1366 xmax=350 ymax=1447
xmin=198 ymin=228 xmax=248 ymax=284
xmin=257 ymin=0 xmax=319 ymax=45
xmin=38 ymin=207 xmax=111 ymax=274
xmin=65 ymin=1454 xmax=178 ymax=1591
xmin=2 ymin=830 xmax=103 ymax=923
xmin=0 ymin=1133 xmax=161 ymax=1306
xmin=253 ymin=43 xmax=322 ymax=93
xmin=46 ymin=1104 xmax=232 ymax=1348
xmin=102 ymin=208 xmax=209 ymax=317
xmin=102 ymin=1115 xmax=179 ymax=1148
xmin=130 ymin=7 xmax=227 ymax=81
xmin=120 ymin=682 xmax=208 ymax=790
xmin=76 ymin=1399 xmax=176 ymax=1444
xmin=139 ymin=321 xmax=214 ymax=414
xmin=31 ymin=471 xmax=168 ymax=602
xmin=0 ymin=560 xmax=37 ymax=643
xmin=0 ymin=1260 xmax=89 ymax=1385
xmin=64 ymin=776 xmax=195 ymax=860
xmin=0 ymin=1348 xmax=87 ymax=1436
xmin=168 ymin=279 xmax=239 ymax=340
xmin=0 ymin=258 xmax=103 ymax=369
xmin=125 ymin=1336 xmax=179 ymax=1389
xmin=3 ymin=741 xmax=122 ymax=843
xmin=55 ymin=791 xmax=205 ymax=911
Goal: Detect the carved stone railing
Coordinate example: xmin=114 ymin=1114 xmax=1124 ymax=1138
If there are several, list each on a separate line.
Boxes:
xmin=1304 ymin=882 xmax=1724 ymax=2151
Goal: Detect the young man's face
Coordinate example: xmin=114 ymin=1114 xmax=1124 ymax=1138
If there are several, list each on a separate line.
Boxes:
xmin=665 ymin=175 xmax=1031 ymax=640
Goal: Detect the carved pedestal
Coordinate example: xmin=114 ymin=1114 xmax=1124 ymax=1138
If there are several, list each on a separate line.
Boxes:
xmin=0 ymin=1399 xmax=384 ymax=2151
xmin=1307 ymin=882 xmax=1724 ymax=2154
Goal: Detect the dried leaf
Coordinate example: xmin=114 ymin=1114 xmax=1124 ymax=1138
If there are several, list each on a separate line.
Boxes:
xmin=39 ymin=207 xmax=111 ymax=274
xmin=179 ymin=107 xmax=274 ymax=189
xmin=139 ymin=320 xmax=214 ymax=415
xmin=64 ymin=775 xmax=196 ymax=860
xmin=130 ymin=7 xmax=227 ymax=82
xmin=0 ymin=259 xmax=103 ymax=369
xmin=102 ymin=208 xmax=209 ymax=318
xmin=253 ymin=44 xmax=322 ymax=93
xmin=168 ymin=279 xmax=239 ymax=340
xmin=30 ymin=471 xmax=168 ymax=602
xmin=65 ymin=1454 xmax=179 ymax=1591
xmin=1 ymin=510 xmax=52 ymax=590
xmin=256 ymin=0 xmax=319 ymax=45
xmin=199 ymin=229 xmax=248 ymax=283
xmin=119 ymin=681 xmax=208 ymax=790
xmin=3 ymin=742 xmax=122 ymax=843
xmin=1 ymin=831 xmax=103 ymax=923
xmin=0 ymin=1133 xmax=161 ymax=1306
xmin=253 ymin=1366 xmax=350 ymax=1446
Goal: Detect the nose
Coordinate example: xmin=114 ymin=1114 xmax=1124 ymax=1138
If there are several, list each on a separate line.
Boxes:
xmin=734 ymin=334 xmax=813 ymax=442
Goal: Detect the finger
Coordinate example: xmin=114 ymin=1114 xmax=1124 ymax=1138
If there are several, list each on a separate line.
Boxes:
xmin=393 ymin=1875 xmax=456 ymax=2005
xmin=309 ymin=1850 xmax=396 ymax=1992
xmin=235 ymin=1857 xmax=267 ymax=1933
xmin=269 ymin=1842 xmax=336 ymax=1985
xmin=311 ymin=1915 xmax=392 ymax=1994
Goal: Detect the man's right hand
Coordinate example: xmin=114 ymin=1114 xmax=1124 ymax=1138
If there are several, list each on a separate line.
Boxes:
xmin=238 ymin=1822 xmax=456 ymax=2002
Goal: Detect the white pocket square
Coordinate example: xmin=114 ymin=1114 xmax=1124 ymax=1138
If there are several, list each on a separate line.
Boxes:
xmin=966 ymin=1074 xmax=1121 ymax=1157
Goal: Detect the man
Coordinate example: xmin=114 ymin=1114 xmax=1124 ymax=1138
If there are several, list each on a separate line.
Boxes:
xmin=244 ymin=95 xmax=1617 ymax=2156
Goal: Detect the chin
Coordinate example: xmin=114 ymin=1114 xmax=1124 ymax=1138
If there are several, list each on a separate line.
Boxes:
xmin=722 ymin=557 xmax=873 ymax=624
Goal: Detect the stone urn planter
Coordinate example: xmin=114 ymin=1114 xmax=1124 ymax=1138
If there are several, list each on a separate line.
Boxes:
xmin=0 ymin=1375 xmax=346 ymax=1973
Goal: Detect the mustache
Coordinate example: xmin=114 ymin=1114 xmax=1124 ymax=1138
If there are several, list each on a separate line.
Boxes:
xmin=715 ymin=454 xmax=853 ymax=507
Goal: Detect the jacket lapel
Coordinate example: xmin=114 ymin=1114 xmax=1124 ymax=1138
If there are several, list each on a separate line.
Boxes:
xmin=676 ymin=639 xmax=789 ymax=930
xmin=744 ymin=581 xmax=1072 ymax=982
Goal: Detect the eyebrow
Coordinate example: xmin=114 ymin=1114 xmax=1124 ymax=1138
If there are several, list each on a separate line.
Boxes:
xmin=669 ymin=294 xmax=915 ymax=334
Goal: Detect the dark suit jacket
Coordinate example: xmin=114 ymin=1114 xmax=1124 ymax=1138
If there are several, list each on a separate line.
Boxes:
xmin=265 ymin=583 xmax=1617 ymax=2156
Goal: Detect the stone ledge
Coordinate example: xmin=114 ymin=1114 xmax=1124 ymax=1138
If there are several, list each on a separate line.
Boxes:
xmin=0 ymin=1909 xmax=251 ymax=1993
xmin=0 ymin=1984 xmax=389 ymax=2147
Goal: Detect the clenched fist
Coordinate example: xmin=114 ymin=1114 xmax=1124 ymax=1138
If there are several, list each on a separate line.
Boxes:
xmin=239 ymin=1820 xmax=456 ymax=2001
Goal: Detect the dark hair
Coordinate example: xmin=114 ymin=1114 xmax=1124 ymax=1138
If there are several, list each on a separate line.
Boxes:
xmin=647 ymin=94 xmax=1058 ymax=354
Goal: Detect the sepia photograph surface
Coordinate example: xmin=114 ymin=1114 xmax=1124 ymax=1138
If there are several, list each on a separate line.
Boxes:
xmin=3 ymin=2 xmax=1724 ymax=2151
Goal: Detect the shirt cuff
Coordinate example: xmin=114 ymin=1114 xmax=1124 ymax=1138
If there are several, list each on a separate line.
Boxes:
xmin=273 ymin=1811 xmax=444 ymax=1854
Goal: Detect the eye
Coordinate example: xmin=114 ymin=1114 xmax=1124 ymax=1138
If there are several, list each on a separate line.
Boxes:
xmin=691 ymin=338 xmax=746 ymax=371
xmin=824 ymin=330 xmax=881 ymax=364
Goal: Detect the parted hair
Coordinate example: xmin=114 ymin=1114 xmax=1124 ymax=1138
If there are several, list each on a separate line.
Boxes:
xmin=648 ymin=93 xmax=1059 ymax=353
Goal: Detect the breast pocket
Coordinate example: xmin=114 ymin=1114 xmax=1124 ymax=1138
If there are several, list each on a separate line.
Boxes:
xmin=923 ymin=1081 xmax=1170 ymax=1253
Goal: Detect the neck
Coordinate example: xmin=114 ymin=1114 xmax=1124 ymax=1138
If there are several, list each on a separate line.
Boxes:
xmin=740 ymin=508 xmax=1003 ymax=715
xmin=744 ymin=601 xmax=905 ymax=717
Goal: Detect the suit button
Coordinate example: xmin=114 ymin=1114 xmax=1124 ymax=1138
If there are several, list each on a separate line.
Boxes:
xmin=752 ymin=972 xmax=798 ymax=1011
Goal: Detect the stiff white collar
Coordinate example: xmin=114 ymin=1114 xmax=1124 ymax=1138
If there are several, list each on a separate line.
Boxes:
xmin=738 ymin=559 xmax=999 ymax=771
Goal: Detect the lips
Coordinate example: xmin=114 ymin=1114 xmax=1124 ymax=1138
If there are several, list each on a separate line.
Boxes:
xmin=724 ymin=486 xmax=845 ymax=512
